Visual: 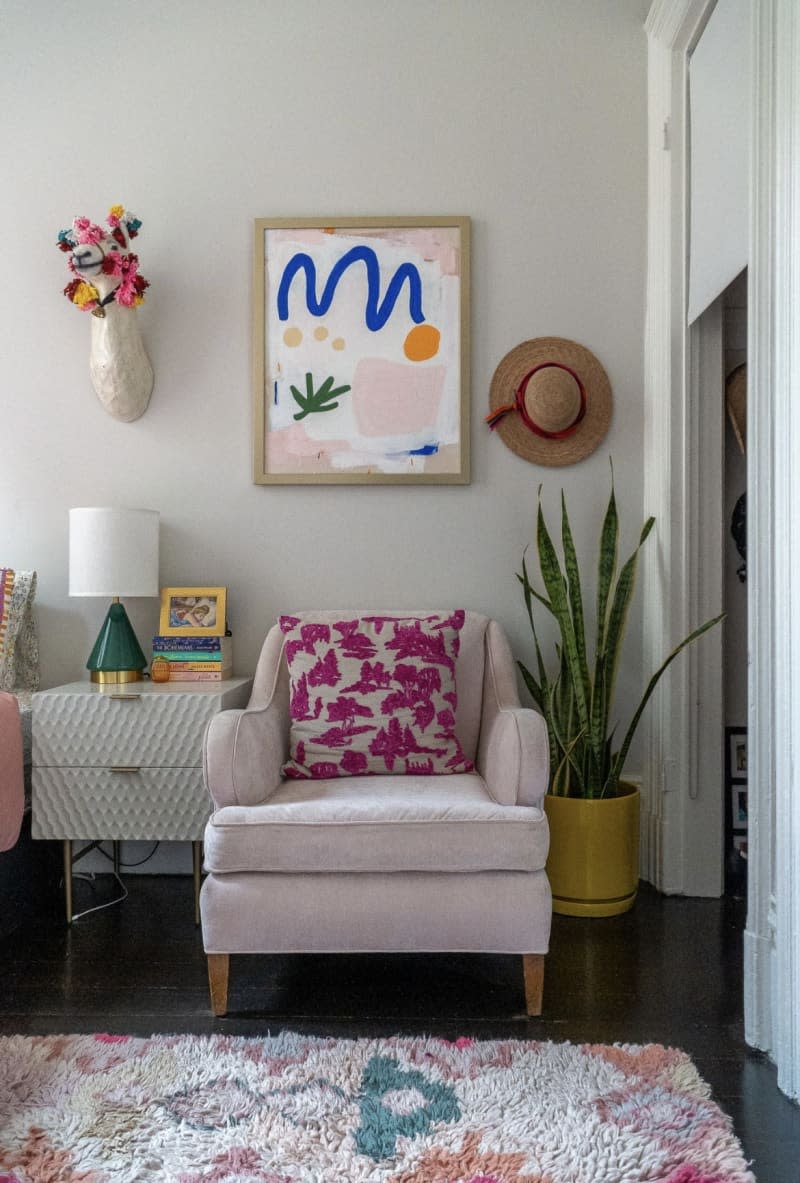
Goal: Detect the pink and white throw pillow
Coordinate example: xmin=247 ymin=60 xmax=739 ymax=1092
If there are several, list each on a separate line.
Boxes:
xmin=280 ymin=611 xmax=474 ymax=779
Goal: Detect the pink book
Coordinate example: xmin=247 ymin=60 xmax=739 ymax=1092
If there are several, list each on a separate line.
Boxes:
xmin=165 ymin=669 xmax=232 ymax=682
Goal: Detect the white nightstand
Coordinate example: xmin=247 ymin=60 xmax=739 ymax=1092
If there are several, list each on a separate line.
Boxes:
xmin=32 ymin=677 xmax=252 ymax=923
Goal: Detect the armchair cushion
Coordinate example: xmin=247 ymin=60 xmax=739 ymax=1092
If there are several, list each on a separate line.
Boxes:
xmin=203 ymin=773 xmax=548 ymax=875
xmin=280 ymin=611 xmax=473 ymax=779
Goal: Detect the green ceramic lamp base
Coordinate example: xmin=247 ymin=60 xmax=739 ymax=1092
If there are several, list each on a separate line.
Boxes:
xmin=87 ymin=600 xmax=147 ymax=684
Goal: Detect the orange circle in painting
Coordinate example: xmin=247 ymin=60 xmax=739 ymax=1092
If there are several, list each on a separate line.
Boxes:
xmin=332 ymin=337 xmax=346 ymax=351
xmin=314 ymin=326 xmax=329 ymax=341
xmin=283 ymin=327 xmax=303 ymax=347
xmin=404 ymin=324 xmax=441 ymax=361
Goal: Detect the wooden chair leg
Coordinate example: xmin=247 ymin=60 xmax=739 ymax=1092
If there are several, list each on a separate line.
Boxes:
xmin=207 ymin=953 xmax=230 ymax=1016
xmin=522 ymin=953 xmax=545 ymax=1016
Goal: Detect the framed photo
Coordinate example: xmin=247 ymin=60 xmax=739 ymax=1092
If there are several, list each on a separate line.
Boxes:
xmin=724 ymin=726 xmax=748 ymax=867
xmin=731 ymin=784 xmax=748 ymax=831
xmin=159 ymin=587 xmax=227 ymax=637
xmin=728 ymin=729 xmax=747 ymax=778
xmin=253 ymin=216 xmax=470 ymax=485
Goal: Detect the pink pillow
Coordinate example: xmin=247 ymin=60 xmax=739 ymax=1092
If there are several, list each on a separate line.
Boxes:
xmin=280 ymin=611 xmax=473 ymax=779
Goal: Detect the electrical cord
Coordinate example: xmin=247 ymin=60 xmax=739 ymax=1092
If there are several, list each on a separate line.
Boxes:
xmin=70 ymin=872 xmax=129 ymax=921
xmin=96 ymin=841 xmax=161 ymax=868
xmin=69 ymin=839 xmax=160 ymax=920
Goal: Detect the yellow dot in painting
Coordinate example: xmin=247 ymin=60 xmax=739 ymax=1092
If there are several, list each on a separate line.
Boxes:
xmin=332 ymin=337 xmax=346 ymax=351
xmin=283 ymin=327 xmax=303 ymax=347
xmin=314 ymin=326 xmax=329 ymax=341
xmin=404 ymin=323 xmax=441 ymax=362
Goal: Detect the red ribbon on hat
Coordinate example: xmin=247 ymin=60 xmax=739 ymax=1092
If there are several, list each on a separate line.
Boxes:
xmin=485 ymin=362 xmax=587 ymax=438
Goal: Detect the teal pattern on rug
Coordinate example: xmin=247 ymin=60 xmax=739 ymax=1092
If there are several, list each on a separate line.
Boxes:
xmin=355 ymin=1054 xmax=460 ymax=1160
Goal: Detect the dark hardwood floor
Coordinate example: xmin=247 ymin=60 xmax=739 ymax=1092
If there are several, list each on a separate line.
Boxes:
xmin=1 ymin=839 xmax=799 ymax=1182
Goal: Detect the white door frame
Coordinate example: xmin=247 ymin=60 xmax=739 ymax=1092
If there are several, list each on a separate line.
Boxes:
xmin=645 ymin=0 xmax=800 ymax=1100
xmin=743 ymin=0 xmax=800 ymax=1102
xmin=642 ymin=0 xmax=725 ymax=900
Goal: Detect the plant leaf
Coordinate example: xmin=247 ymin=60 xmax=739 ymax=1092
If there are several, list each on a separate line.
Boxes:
xmin=595 ymin=477 xmax=619 ymax=659
xmin=546 ymin=672 xmax=586 ymax=796
xmin=517 ymin=659 xmax=543 ymax=711
xmin=518 ymin=554 xmax=551 ymax=692
xmin=561 ymin=490 xmax=590 ymax=713
xmin=551 ymin=649 xmax=586 ymax=795
xmin=604 ymin=611 xmax=726 ymax=795
xmin=600 ymin=516 xmax=655 ymax=732
xmin=535 ymin=495 xmax=591 ymax=746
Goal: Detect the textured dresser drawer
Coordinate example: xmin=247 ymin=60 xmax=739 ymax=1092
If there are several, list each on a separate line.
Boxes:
xmin=33 ymin=690 xmax=225 ymax=767
xmin=32 ymin=766 xmax=212 ymax=840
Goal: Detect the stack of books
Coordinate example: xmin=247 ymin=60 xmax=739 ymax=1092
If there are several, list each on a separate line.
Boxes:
xmin=151 ymin=635 xmax=233 ymax=681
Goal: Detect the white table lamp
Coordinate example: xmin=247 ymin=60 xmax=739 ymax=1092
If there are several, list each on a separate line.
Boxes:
xmin=69 ymin=507 xmax=160 ymax=683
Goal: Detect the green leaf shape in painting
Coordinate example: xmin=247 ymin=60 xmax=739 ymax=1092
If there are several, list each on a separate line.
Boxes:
xmin=291 ymin=372 xmax=352 ymax=421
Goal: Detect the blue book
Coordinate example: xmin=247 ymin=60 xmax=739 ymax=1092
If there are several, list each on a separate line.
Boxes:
xmin=151 ymin=635 xmax=230 ymax=652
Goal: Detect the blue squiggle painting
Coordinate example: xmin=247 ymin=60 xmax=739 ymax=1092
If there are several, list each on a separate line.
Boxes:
xmin=277 ymin=245 xmax=426 ymax=332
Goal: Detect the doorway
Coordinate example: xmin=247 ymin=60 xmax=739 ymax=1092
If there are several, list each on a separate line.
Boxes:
xmin=721 ymin=270 xmax=747 ymax=897
xmin=647 ymin=0 xmax=800 ymax=1099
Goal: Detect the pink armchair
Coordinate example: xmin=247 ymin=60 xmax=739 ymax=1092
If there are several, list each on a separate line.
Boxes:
xmin=200 ymin=611 xmax=551 ymax=1016
xmin=0 ymin=693 xmax=23 ymax=853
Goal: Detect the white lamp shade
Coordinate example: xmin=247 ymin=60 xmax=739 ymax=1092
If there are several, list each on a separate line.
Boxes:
xmin=69 ymin=507 xmax=159 ymax=598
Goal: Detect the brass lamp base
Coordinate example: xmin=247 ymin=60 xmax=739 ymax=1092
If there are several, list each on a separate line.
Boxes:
xmin=90 ymin=667 xmax=146 ymax=684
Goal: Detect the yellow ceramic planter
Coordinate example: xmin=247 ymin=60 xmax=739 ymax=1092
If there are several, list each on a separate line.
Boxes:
xmin=543 ymin=783 xmax=640 ymax=917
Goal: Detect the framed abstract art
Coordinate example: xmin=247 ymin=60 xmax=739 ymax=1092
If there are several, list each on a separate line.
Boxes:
xmin=253 ymin=217 xmax=470 ymax=485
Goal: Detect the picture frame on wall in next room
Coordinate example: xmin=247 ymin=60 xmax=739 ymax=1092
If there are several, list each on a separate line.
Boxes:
xmin=725 ymin=725 xmax=747 ymax=863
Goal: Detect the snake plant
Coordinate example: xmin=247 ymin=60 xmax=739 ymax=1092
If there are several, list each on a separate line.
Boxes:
xmin=518 ymin=474 xmax=724 ymax=799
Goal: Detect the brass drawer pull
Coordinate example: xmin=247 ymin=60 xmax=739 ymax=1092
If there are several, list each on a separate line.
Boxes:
xmin=109 ymin=766 xmax=141 ymax=774
xmin=109 ymin=694 xmax=142 ymax=702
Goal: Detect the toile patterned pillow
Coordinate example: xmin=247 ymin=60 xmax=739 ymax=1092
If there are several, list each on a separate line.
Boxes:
xmin=280 ymin=611 xmax=474 ymax=779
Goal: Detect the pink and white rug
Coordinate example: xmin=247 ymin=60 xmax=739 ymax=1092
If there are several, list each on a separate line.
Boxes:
xmin=0 ymin=1033 xmax=754 ymax=1182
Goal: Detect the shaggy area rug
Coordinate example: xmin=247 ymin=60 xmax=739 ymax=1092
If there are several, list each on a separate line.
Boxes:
xmin=0 ymin=1033 xmax=754 ymax=1183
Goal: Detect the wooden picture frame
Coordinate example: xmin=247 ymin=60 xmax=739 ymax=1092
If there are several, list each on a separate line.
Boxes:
xmin=253 ymin=216 xmax=470 ymax=485
xmin=159 ymin=587 xmax=227 ymax=637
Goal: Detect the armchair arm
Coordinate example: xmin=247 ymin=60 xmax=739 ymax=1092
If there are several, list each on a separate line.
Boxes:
xmin=476 ymin=620 xmax=549 ymax=807
xmin=202 ymin=626 xmax=290 ymax=809
xmin=0 ymin=692 xmax=24 ymax=852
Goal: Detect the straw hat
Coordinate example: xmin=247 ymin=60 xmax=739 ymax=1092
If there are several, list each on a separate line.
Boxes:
xmin=726 ymin=363 xmax=746 ymax=455
xmin=487 ymin=337 xmax=612 ymax=466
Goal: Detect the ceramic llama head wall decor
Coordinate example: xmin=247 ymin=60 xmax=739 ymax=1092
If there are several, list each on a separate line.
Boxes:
xmin=57 ymin=205 xmax=154 ymax=422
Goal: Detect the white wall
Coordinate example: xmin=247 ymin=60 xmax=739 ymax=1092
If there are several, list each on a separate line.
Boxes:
xmin=0 ymin=1 xmax=647 ymax=741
